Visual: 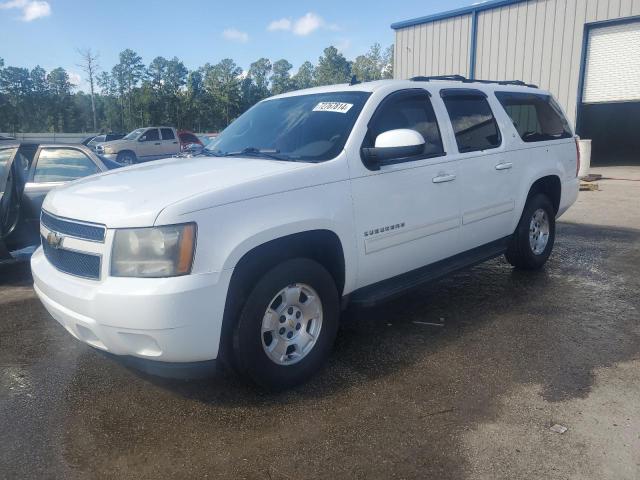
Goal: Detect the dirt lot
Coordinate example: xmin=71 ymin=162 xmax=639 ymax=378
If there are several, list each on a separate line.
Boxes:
xmin=1 ymin=167 xmax=639 ymax=480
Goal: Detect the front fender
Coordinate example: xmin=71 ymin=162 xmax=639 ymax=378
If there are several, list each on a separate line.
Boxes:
xmin=164 ymin=180 xmax=359 ymax=295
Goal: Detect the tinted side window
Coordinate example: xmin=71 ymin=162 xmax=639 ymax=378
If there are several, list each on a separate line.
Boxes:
xmin=160 ymin=128 xmax=175 ymax=140
xmin=143 ymin=129 xmax=160 ymax=141
xmin=495 ymin=92 xmax=572 ymax=142
xmin=442 ymin=92 xmax=501 ymax=153
xmin=364 ymin=90 xmax=444 ymax=158
xmin=34 ymin=148 xmax=98 ymax=183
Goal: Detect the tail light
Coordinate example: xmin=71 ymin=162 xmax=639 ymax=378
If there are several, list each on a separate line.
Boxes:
xmin=575 ymin=136 xmax=581 ymax=178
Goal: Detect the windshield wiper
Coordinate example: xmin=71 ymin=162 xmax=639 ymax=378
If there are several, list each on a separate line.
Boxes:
xmin=223 ymin=147 xmax=290 ymax=161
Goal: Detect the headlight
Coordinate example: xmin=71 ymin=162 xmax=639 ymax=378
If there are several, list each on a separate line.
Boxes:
xmin=111 ymin=223 xmax=196 ymax=278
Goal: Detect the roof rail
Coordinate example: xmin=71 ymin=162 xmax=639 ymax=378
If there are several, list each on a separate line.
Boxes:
xmin=410 ymin=75 xmax=467 ymax=82
xmin=471 ymin=79 xmax=539 ymax=88
xmin=409 ymin=75 xmax=538 ymax=88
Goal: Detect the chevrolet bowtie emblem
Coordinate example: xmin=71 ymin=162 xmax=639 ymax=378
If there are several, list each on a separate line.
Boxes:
xmin=46 ymin=231 xmax=64 ymax=249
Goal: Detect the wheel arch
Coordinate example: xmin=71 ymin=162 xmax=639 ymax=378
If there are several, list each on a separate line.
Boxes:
xmin=218 ymin=229 xmax=347 ymax=366
xmin=116 ymin=149 xmax=137 ymax=160
xmin=526 ymin=175 xmax=561 ymax=214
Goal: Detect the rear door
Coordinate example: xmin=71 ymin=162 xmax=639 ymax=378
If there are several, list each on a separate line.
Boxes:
xmin=160 ymin=128 xmax=180 ymax=155
xmin=21 ymin=146 xmax=100 ymax=245
xmin=440 ymin=89 xmax=518 ymax=251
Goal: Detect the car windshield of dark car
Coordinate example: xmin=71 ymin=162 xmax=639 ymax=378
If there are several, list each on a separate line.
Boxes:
xmin=207 ymin=91 xmax=371 ymax=162
xmin=123 ymin=128 xmax=145 ymax=140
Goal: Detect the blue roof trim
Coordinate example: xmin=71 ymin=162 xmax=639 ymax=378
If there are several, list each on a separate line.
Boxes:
xmin=391 ymin=0 xmax=528 ymax=30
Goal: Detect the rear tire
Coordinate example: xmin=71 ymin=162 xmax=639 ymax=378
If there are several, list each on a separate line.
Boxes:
xmin=117 ymin=151 xmax=136 ymax=165
xmin=506 ymin=193 xmax=556 ymax=270
xmin=231 ymin=258 xmax=339 ymax=390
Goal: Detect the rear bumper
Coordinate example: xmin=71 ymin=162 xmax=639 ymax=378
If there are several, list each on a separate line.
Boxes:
xmin=31 ymin=246 xmax=232 ymax=363
xmin=558 ymin=177 xmax=579 ymax=218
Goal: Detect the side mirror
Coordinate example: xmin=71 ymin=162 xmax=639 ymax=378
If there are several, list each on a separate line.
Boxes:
xmin=138 ymin=136 xmax=146 ymax=142
xmin=362 ymin=129 xmax=425 ymax=170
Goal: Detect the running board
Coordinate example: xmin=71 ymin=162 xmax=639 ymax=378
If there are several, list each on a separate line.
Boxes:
xmin=348 ymin=236 xmax=511 ymax=308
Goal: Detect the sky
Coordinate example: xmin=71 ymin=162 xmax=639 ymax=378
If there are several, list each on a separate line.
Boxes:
xmin=0 ymin=0 xmax=475 ymax=91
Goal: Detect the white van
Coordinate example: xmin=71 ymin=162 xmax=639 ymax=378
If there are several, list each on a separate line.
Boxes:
xmin=31 ymin=77 xmax=579 ymax=389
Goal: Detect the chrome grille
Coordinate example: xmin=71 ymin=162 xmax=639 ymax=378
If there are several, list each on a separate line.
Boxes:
xmin=41 ymin=236 xmax=101 ymax=279
xmin=41 ymin=211 xmax=105 ymax=242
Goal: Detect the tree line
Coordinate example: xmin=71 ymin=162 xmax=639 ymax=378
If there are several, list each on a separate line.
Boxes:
xmin=0 ymin=44 xmax=393 ymax=134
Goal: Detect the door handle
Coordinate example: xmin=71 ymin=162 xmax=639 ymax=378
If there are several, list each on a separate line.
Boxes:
xmin=172 ymin=141 xmax=178 ymax=144
xmin=154 ymin=142 xmax=161 ymax=145
xmin=432 ymin=173 xmax=456 ymax=183
xmin=495 ymin=162 xmax=513 ymax=170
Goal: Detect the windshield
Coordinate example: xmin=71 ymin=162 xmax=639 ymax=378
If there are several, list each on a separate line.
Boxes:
xmin=207 ymin=91 xmax=371 ymax=162
xmin=123 ymin=128 xmax=145 ymax=140
xmin=88 ymin=135 xmax=105 ymax=146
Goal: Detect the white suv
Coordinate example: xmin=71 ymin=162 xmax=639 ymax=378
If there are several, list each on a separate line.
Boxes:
xmin=31 ymin=78 xmax=579 ymax=389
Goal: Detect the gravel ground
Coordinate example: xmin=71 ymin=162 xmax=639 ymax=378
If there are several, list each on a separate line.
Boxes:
xmin=1 ymin=166 xmax=639 ymax=479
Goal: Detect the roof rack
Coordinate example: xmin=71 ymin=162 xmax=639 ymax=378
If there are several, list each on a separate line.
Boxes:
xmin=410 ymin=75 xmax=467 ymax=82
xmin=409 ymin=75 xmax=538 ymax=88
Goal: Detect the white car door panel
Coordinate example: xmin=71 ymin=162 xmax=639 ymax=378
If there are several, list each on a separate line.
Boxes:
xmin=351 ymin=160 xmax=460 ymax=286
xmin=440 ymin=90 xmax=518 ymax=252
xmin=349 ymin=89 xmax=461 ymax=289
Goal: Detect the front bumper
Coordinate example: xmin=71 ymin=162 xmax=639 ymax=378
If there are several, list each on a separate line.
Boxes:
xmin=31 ymin=247 xmax=232 ymax=363
xmin=99 ymin=152 xmax=118 ymax=161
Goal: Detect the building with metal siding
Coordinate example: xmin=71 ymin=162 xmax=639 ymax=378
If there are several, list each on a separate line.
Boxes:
xmin=392 ymin=0 xmax=640 ymax=163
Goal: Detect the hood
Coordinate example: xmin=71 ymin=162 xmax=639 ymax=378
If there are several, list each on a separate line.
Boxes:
xmin=99 ymin=138 xmax=131 ymax=150
xmin=43 ymin=155 xmax=308 ymax=228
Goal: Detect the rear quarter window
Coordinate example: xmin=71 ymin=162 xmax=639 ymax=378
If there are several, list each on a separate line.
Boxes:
xmin=495 ymin=92 xmax=572 ymax=142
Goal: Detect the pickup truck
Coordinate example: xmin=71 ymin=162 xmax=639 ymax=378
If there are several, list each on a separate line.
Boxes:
xmin=96 ymin=127 xmax=181 ymax=164
xmin=31 ymin=78 xmax=579 ymax=389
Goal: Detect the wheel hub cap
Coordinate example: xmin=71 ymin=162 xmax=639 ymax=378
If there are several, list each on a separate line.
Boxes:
xmin=529 ymin=208 xmax=550 ymax=255
xmin=261 ymin=283 xmax=323 ymax=365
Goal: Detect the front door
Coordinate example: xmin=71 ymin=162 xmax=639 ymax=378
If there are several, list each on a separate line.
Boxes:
xmin=349 ymin=89 xmax=461 ymax=288
xmin=21 ymin=146 xmax=100 ymax=245
xmin=0 ymin=144 xmax=21 ymax=257
xmin=137 ymin=128 xmax=163 ymax=159
xmin=440 ymin=89 xmax=517 ymax=251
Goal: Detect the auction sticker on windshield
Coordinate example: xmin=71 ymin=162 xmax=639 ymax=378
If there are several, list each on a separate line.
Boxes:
xmin=313 ymin=102 xmax=354 ymax=113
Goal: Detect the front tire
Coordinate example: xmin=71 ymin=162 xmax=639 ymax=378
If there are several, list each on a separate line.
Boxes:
xmin=231 ymin=258 xmax=339 ymax=390
xmin=117 ymin=151 xmax=137 ymax=165
xmin=506 ymin=193 xmax=556 ymax=270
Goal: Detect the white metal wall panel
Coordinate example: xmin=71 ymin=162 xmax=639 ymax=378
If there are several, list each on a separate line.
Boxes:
xmin=582 ymin=21 xmax=640 ymax=103
xmin=393 ymin=14 xmax=472 ymax=79
xmin=394 ymin=0 xmax=640 ymax=124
